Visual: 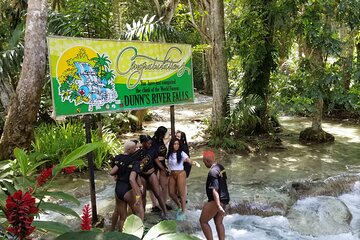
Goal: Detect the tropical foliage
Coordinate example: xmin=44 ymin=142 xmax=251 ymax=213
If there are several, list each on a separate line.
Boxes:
xmin=55 ymin=214 xmax=199 ymax=240
xmin=32 ymin=121 xmax=121 ymax=170
xmin=0 ymin=143 xmax=104 ymax=239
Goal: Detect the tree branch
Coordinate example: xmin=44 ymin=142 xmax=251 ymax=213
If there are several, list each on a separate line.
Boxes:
xmin=153 ymin=0 xmax=162 ymax=17
xmin=187 ymin=0 xmax=211 ymax=43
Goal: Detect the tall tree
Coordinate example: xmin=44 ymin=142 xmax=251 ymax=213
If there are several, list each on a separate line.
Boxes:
xmin=227 ymin=0 xmax=295 ymax=133
xmin=210 ymin=0 xmax=229 ymax=125
xmin=189 ymin=0 xmax=229 ymax=125
xmin=0 ymin=0 xmax=47 ymax=159
xmin=297 ymin=0 xmax=338 ymax=142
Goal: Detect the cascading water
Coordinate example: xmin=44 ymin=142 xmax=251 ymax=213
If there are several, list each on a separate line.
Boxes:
xmin=38 ymin=104 xmax=360 ymax=240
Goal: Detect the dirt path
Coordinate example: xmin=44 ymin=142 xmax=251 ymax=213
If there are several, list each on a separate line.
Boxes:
xmin=122 ymin=92 xmax=213 ymax=145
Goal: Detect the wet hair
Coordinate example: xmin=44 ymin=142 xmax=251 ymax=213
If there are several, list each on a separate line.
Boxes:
xmin=153 ymin=126 xmax=167 ymax=140
xmin=139 ymin=135 xmax=150 ymax=143
xmin=176 ymin=130 xmax=187 ymax=143
xmin=176 ymin=130 xmax=189 ymax=156
xmin=167 ymin=138 xmax=182 ymax=163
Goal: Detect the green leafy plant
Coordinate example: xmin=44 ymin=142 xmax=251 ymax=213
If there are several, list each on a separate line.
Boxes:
xmin=55 ymin=214 xmax=199 ymax=240
xmin=32 ymin=121 xmax=85 ymax=163
xmin=0 ymin=142 xmax=104 ymax=238
xmin=92 ymin=127 xmax=122 ymax=170
xmin=32 ymin=121 xmax=120 ymax=170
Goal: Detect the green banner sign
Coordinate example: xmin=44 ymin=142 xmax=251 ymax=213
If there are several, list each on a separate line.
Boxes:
xmin=47 ymin=36 xmax=194 ymax=117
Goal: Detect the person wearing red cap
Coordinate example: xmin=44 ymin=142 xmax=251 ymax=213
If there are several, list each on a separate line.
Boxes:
xmin=200 ymin=150 xmax=230 ymax=240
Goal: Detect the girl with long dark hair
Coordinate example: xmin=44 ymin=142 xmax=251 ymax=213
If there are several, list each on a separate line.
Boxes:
xmin=167 ymin=138 xmax=197 ymax=220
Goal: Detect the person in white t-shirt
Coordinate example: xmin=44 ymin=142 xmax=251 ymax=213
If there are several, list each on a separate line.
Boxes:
xmin=167 ymin=138 xmax=199 ymax=220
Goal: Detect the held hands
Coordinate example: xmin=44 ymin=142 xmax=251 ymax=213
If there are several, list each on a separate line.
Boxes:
xmin=192 ymin=161 xmax=201 ymax=168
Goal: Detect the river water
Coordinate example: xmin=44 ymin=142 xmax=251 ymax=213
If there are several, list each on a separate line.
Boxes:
xmin=39 ymin=97 xmax=360 ymax=239
xmin=180 ymin=116 xmax=360 ymax=240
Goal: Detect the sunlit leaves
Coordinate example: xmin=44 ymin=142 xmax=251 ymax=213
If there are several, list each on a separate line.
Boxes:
xmin=123 ymin=214 xmax=144 ymax=239
xmin=122 ymin=14 xmax=184 ymax=43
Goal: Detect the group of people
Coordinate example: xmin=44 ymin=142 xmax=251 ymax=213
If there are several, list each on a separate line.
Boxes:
xmin=109 ymin=126 xmax=230 ymax=240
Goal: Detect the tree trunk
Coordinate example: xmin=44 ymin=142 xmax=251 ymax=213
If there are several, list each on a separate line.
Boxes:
xmin=200 ymin=2 xmax=212 ymax=94
xmin=312 ymin=97 xmax=323 ymax=131
xmin=0 ymin=77 xmax=15 ymax=113
xmin=357 ymin=42 xmax=360 ymax=74
xmin=202 ymin=49 xmax=211 ymax=93
xmin=310 ymin=49 xmax=325 ymax=131
xmin=339 ymin=26 xmax=355 ymax=91
xmin=209 ymin=0 xmax=229 ymax=125
xmin=0 ymin=0 xmax=47 ymax=160
xmin=161 ymin=0 xmax=180 ymax=25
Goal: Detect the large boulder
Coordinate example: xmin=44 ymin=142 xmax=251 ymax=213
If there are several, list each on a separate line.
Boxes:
xmin=287 ymin=196 xmax=352 ymax=236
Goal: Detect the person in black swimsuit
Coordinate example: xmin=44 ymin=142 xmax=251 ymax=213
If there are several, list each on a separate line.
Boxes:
xmin=110 ymin=141 xmax=144 ymax=231
xmin=151 ymin=126 xmax=170 ymax=211
xmin=139 ymin=135 xmax=168 ymax=219
xmin=200 ymin=150 xmax=230 ymax=240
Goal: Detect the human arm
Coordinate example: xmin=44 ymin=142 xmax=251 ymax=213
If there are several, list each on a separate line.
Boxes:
xmin=212 ymin=188 xmax=225 ymax=214
xmin=109 ymin=165 xmax=119 ymax=176
xmin=136 ymin=175 xmax=144 ymax=194
xmin=184 ymin=156 xmax=200 ymax=167
xmin=154 ymin=156 xmax=168 ymax=171
xmin=129 ymin=171 xmax=142 ymax=205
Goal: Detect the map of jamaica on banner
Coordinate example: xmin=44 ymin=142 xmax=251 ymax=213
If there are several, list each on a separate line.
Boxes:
xmin=47 ymin=36 xmax=194 ymax=117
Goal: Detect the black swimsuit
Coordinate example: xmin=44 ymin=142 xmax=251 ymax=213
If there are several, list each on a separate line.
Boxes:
xmin=206 ymin=163 xmax=230 ymax=204
xmin=152 ymin=138 xmax=168 ymax=170
xmin=139 ymin=147 xmax=158 ymax=181
xmin=182 ymin=145 xmax=192 ymax=177
xmin=114 ymin=154 xmax=140 ymax=200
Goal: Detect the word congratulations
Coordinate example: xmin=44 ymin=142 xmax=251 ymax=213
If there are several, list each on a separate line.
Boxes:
xmin=116 ymin=46 xmax=186 ymax=89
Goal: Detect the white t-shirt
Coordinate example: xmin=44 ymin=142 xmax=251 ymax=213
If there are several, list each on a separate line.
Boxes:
xmin=168 ymin=151 xmax=189 ymax=171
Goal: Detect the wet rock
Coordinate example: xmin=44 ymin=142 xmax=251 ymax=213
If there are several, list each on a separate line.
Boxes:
xmin=226 ymin=200 xmax=288 ymax=217
xmin=287 ymin=196 xmax=352 ymax=236
xmin=280 ymin=173 xmax=360 ymax=200
xmin=299 ymin=127 xmax=335 ymax=143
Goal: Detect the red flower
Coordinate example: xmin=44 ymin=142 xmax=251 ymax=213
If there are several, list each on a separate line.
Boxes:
xmin=62 ymin=166 xmax=76 ymax=174
xmin=6 ymin=190 xmax=38 ymax=239
xmin=36 ymin=166 xmax=53 ymax=187
xmin=81 ymin=204 xmax=92 ymax=231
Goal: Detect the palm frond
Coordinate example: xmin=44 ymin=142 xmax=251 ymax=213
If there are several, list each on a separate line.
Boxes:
xmin=121 ymin=14 xmax=185 ymax=43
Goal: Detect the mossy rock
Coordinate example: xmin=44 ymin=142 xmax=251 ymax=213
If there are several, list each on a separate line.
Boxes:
xmin=299 ymin=127 xmax=335 ymax=143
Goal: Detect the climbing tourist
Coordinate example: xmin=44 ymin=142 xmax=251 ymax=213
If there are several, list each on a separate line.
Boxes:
xmin=138 ymin=135 xmax=168 ymax=219
xmin=167 ymin=138 xmax=199 ymax=220
xmin=109 ymin=141 xmax=144 ymax=231
xmin=150 ymin=126 xmax=172 ymax=211
xmin=200 ymin=150 xmax=230 ymax=240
